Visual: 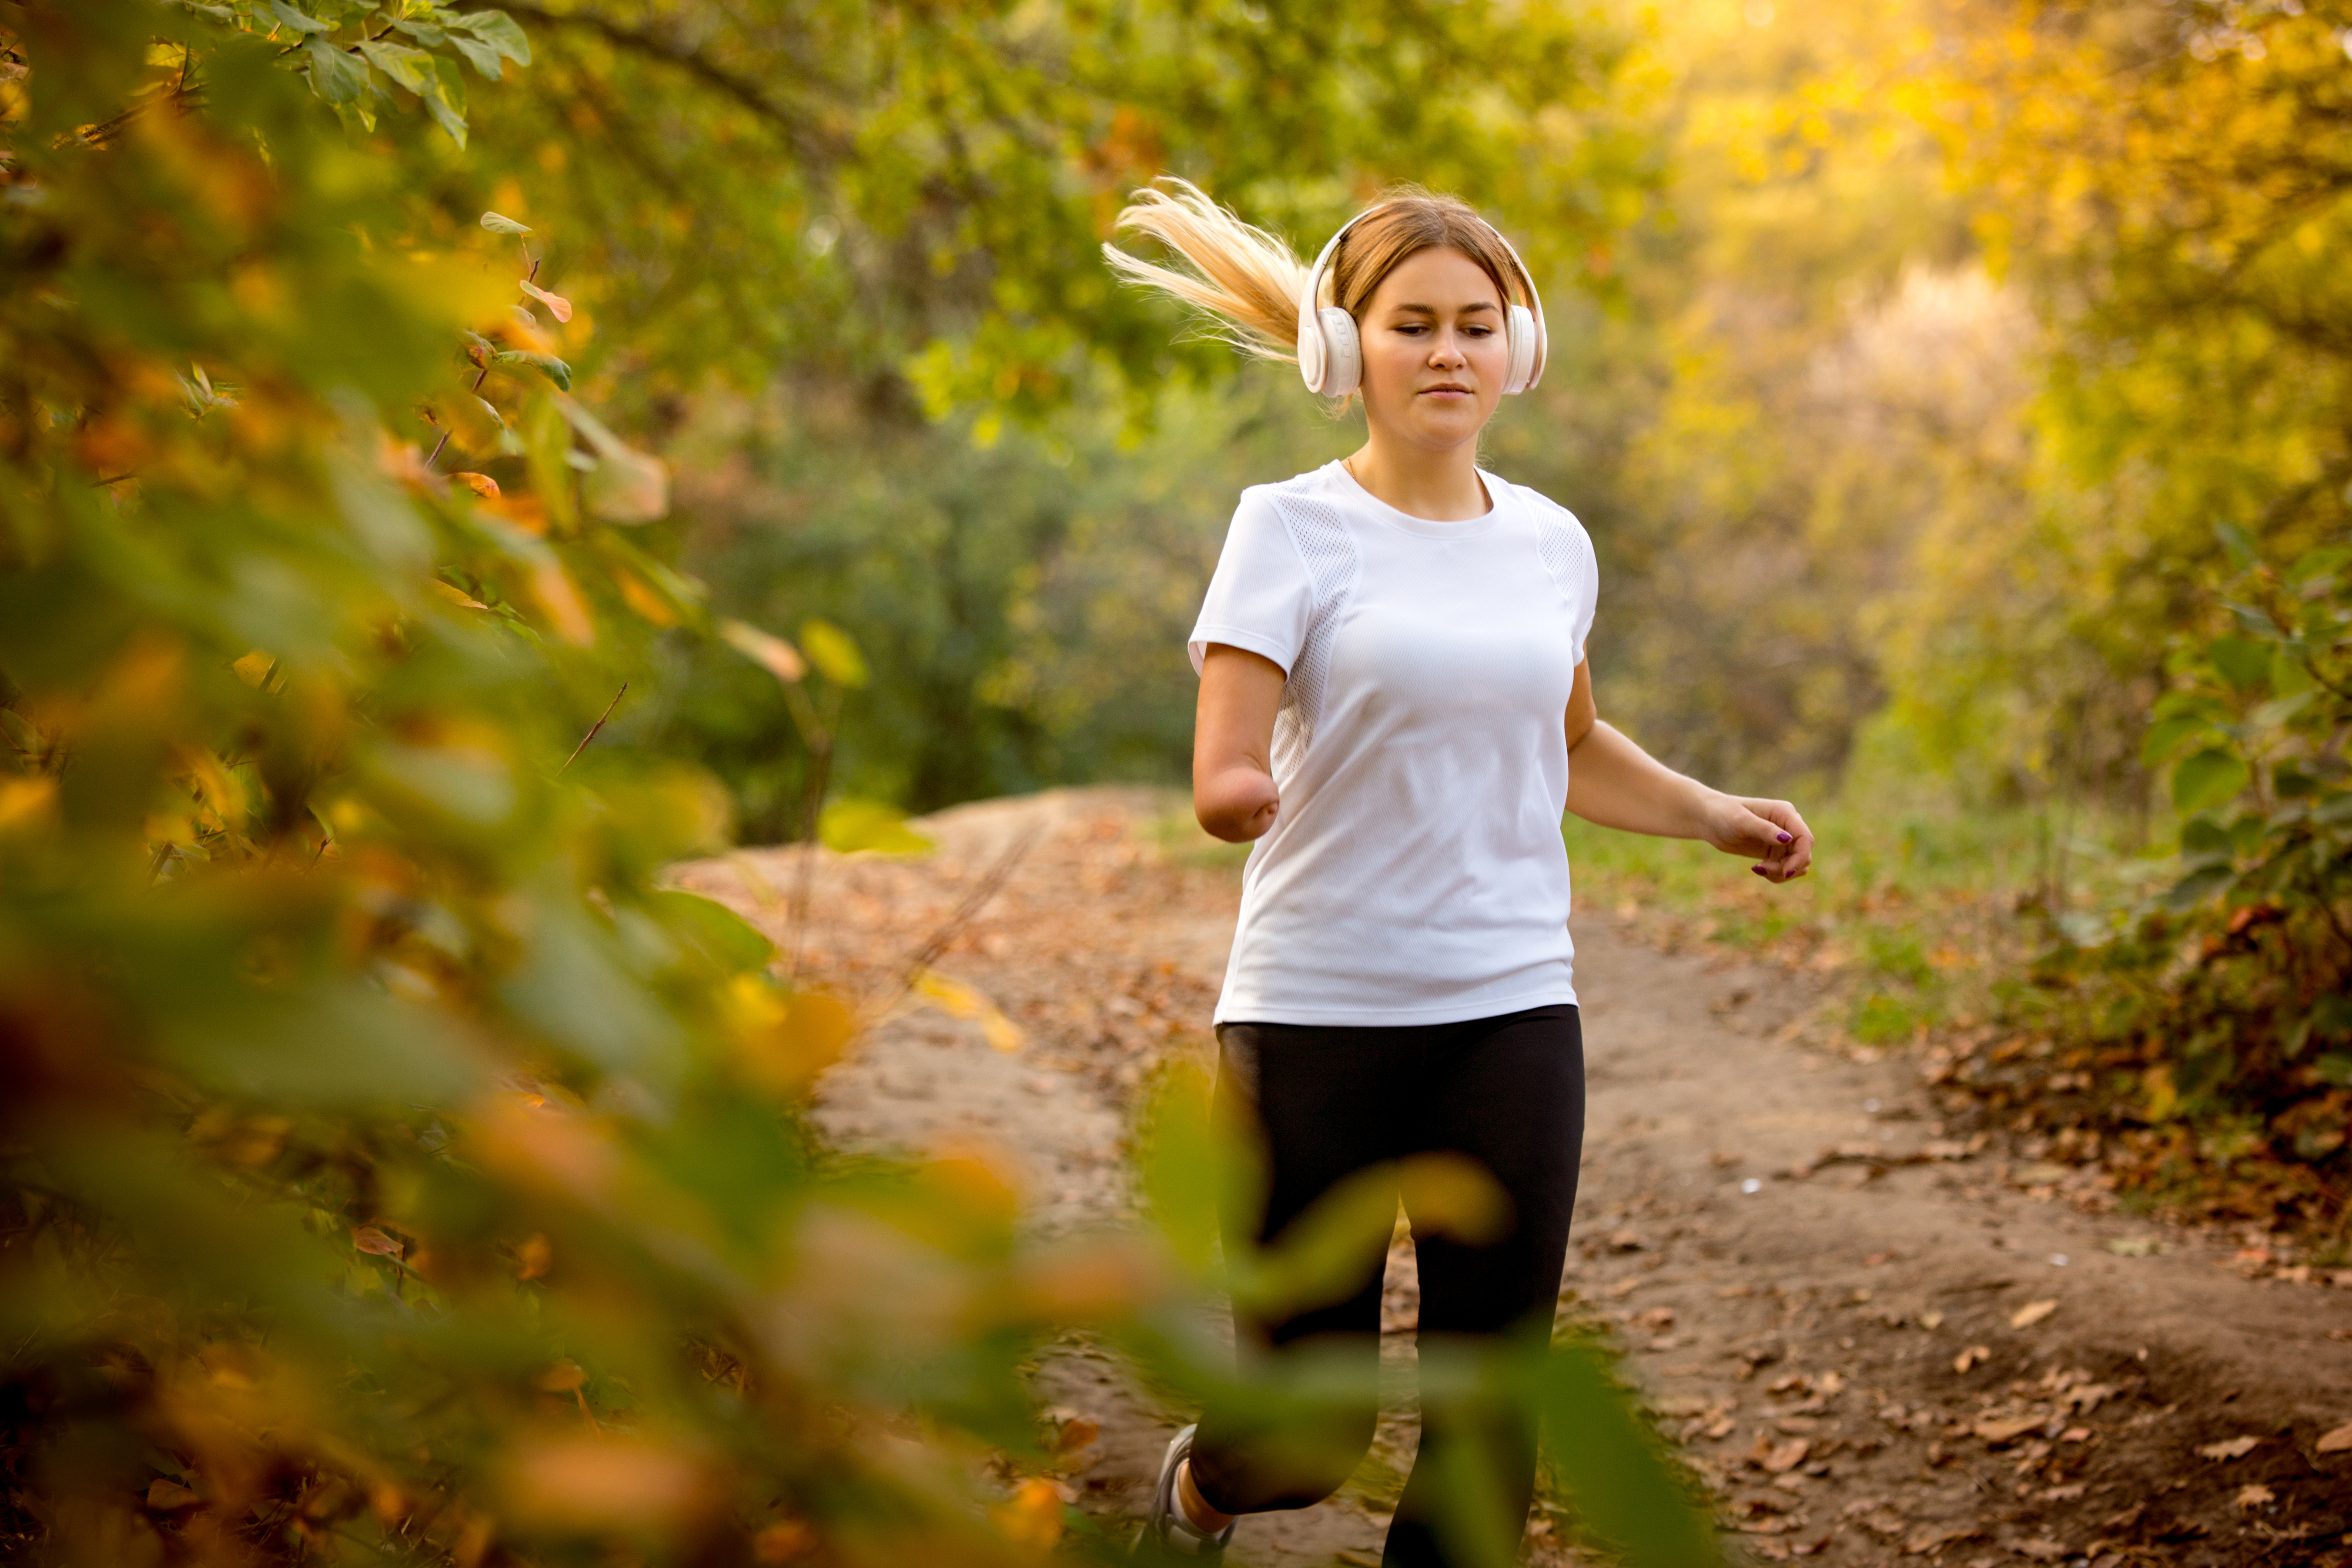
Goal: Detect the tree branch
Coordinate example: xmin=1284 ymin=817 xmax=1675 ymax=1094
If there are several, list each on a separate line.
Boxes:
xmin=496 ymin=3 xmax=842 ymax=171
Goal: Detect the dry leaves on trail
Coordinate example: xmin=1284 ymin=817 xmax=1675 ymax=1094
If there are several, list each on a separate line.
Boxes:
xmin=2316 ymin=1421 xmax=2352 ymax=1454
xmin=1973 ymin=1414 xmax=2043 ymax=1445
xmin=2009 ymin=1297 xmax=2058 ymax=1328
xmin=2234 ymin=1483 xmax=2275 ymax=1509
xmin=2196 ymin=1435 xmax=2261 ymax=1461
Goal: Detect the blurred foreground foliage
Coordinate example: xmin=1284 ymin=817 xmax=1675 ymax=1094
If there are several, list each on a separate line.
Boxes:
xmin=0 ymin=4 xmax=1709 ymax=1564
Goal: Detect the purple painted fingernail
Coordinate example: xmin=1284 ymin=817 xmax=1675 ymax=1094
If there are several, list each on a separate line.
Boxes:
xmin=1752 ymin=866 xmax=1766 ymax=876
xmin=1777 ymin=832 xmax=1794 ymax=844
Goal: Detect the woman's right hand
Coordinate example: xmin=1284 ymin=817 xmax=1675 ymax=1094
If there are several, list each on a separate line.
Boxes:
xmin=1194 ymin=644 xmax=1286 ymax=843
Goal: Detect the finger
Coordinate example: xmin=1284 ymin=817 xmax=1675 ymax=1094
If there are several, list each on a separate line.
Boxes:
xmin=1724 ymin=807 xmax=1786 ymax=859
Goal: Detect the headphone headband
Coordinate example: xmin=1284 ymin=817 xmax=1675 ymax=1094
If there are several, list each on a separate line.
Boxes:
xmin=1295 ymin=203 xmax=1548 ymax=397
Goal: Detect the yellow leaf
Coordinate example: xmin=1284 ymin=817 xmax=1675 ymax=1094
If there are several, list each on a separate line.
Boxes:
xmin=728 ymin=976 xmax=857 ymax=1093
xmin=992 ymin=1476 xmax=1071 ymax=1548
xmin=231 ymin=649 xmax=276 ymax=688
xmin=0 ymin=776 xmax=58 ymax=833
xmin=910 ymin=968 xmax=1022 ymax=1052
xmin=498 ymin=1435 xmax=715 ymax=1532
xmin=529 ymin=556 xmax=595 ymax=645
xmin=431 ymin=579 xmax=491 ymax=611
xmin=2009 ymin=1298 xmax=2058 ymax=1328
xmin=614 ymin=569 xmax=676 ymax=626
xmin=720 ymin=619 xmax=806 ymax=683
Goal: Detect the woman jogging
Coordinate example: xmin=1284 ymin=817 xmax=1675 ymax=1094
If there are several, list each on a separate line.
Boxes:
xmin=1105 ymin=181 xmax=1813 ymax=1566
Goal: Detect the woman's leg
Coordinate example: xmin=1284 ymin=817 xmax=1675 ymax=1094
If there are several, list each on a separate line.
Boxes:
xmin=1384 ymin=1005 xmax=1585 ymax=1568
xmin=1186 ymin=1020 xmax=1409 ymax=1515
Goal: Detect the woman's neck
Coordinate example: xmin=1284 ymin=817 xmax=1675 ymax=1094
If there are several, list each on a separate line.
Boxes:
xmin=1342 ymin=435 xmax=1489 ymax=522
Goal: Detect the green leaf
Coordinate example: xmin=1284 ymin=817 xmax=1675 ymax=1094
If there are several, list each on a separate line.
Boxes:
xmin=488 ymin=349 xmax=571 ymax=391
xmin=799 ymin=618 xmax=869 ymax=687
xmin=2141 ymin=714 xmax=2210 ymax=767
xmin=2178 ymin=816 xmax=2232 ymax=860
xmin=2315 ymin=1054 xmax=2352 ymax=1088
xmin=2314 ymin=791 xmax=2352 ymax=826
xmin=644 ymin=890 xmax=775 ymax=976
xmin=302 ymin=37 xmax=369 ymax=105
xmin=357 ymin=40 xmax=435 ymax=96
xmin=2151 ymin=689 xmax=2223 ymax=723
xmin=448 ymin=31 xmax=504 ymax=79
xmin=386 ymin=17 xmax=448 ymax=45
xmin=456 ymin=8 xmax=532 ymax=65
xmin=2248 ymin=690 xmax=2315 ymax=730
xmin=1534 ymin=1341 xmax=1719 ymax=1568
xmin=268 ymin=0 xmax=334 ymax=33
xmin=2208 ymin=635 xmax=2272 ymax=693
xmin=2172 ymin=747 xmax=2250 ymax=815
xmin=817 ymin=797 xmax=933 ymax=855
xmin=2287 ymin=545 xmax=2350 ymax=585
xmin=478 ymin=210 xmax=532 ymax=236
xmin=422 ymin=56 xmax=468 ymax=146
xmin=2214 ymin=519 xmax=2256 ymax=570
xmin=2161 ymin=863 xmax=2235 ymax=912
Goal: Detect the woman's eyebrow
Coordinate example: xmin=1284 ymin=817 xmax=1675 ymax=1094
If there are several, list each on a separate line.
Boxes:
xmin=1388 ymin=301 xmax=1499 ymax=315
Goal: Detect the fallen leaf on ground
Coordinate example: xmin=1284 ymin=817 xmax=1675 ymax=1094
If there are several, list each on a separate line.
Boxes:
xmin=1973 ymin=1415 xmax=2042 ymax=1445
xmin=2316 ymin=1421 xmax=2352 ymax=1454
xmin=1760 ymin=1437 xmax=1810 ymax=1474
xmin=2009 ymin=1298 xmax=2058 ymax=1328
xmin=2197 ymin=1435 xmax=2261 ymax=1461
xmin=145 ymin=1479 xmax=201 ymax=1511
xmin=2233 ymin=1483 xmax=2274 ymax=1509
xmin=1954 ymin=1344 xmax=1992 ymax=1372
xmin=2012 ymin=1541 xmax=2064 ymax=1561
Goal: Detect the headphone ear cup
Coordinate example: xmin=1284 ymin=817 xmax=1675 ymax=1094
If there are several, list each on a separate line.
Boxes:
xmin=1318 ymin=305 xmax=1361 ymax=397
xmin=1503 ymin=304 xmax=1537 ymax=395
xmin=1296 ymin=300 xmax=1327 ymax=393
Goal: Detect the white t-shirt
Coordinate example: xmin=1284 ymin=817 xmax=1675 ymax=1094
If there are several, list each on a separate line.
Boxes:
xmin=1188 ymin=460 xmax=1600 ymax=1026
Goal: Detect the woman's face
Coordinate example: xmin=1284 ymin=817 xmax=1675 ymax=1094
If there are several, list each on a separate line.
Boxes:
xmin=1352 ymin=246 xmax=1510 ymax=453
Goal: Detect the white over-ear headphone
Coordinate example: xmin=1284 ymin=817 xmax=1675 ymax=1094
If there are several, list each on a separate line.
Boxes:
xmin=1295 ymin=204 xmax=1548 ymax=398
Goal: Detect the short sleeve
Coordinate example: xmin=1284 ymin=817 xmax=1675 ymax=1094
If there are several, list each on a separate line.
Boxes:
xmin=1514 ymin=479 xmax=1599 ymax=670
xmin=1188 ymin=488 xmax=1315 ymax=675
xmin=1569 ymin=519 xmax=1599 ymax=668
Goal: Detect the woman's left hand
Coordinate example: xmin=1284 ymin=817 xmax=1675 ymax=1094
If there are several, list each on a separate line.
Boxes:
xmin=1702 ymin=794 xmax=1814 ymax=883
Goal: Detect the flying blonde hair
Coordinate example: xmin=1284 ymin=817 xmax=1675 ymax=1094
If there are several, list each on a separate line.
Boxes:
xmin=1102 ymin=177 xmax=1529 ymax=368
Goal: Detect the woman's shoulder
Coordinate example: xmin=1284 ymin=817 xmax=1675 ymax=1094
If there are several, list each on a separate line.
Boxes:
xmin=1237 ymin=461 xmax=1345 ymax=508
xmin=1482 ymin=471 xmax=1588 ymax=533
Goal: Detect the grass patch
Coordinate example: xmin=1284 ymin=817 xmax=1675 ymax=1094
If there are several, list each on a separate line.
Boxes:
xmin=1563 ymin=800 xmax=2169 ymax=1045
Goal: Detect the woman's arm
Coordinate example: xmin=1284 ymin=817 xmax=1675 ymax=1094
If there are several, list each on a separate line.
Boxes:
xmin=1194 ymin=644 xmax=1286 ymax=842
xmin=1563 ymin=659 xmax=1814 ymax=883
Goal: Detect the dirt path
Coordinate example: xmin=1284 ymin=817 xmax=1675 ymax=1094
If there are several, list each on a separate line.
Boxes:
xmin=674 ymin=789 xmax=2352 ymax=1567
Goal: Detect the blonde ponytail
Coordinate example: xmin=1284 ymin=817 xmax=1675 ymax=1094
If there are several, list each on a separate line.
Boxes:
xmin=1102 ymin=179 xmax=1308 ymax=363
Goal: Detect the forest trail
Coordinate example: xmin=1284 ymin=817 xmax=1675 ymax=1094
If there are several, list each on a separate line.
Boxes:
xmin=673 ymin=788 xmax=2352 ymax=1567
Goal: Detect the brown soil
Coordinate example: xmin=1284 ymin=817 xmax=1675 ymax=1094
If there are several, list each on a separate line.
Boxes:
xmin=673 ymin=788 xmax=2352 ymax=1567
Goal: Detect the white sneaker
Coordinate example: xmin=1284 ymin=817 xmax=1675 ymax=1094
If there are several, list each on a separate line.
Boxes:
xmin=1134 ymin=1424 xmax=1235 ymax=1560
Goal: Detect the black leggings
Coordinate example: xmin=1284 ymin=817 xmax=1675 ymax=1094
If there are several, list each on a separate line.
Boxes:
xmin=1188 ymin=1005 xmax=1585 ymax=1568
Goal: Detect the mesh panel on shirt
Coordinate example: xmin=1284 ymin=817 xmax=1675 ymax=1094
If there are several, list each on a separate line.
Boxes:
xmin=1266 ymin=484 xmax=1361 ymax=782
xmin=1529 ymin=494 xmax=1594 ymax=637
